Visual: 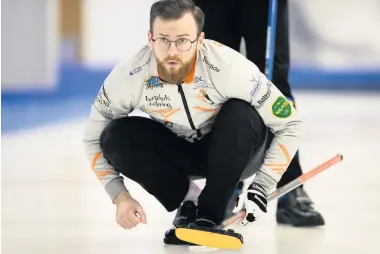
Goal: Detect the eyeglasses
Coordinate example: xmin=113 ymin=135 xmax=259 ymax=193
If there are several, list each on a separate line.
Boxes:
xmin=152 ymin=37 xmax=199 ymax=52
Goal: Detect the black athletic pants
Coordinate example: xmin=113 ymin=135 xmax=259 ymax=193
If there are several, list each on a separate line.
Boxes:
xmin=100 ymin=99 xmax=267 ymax=223
xmin=195 ymin=0 xmax=303 ymax=187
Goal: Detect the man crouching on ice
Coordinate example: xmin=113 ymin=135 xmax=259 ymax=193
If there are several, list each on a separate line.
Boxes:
xmin=83 ymin=0 xmax=303 ymax=245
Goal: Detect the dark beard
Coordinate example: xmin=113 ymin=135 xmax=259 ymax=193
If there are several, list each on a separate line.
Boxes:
xmin=156 ymin=55 xmax=194 ymax=84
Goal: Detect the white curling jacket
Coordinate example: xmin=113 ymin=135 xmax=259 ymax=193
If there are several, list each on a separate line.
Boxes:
xmin=83 ymin=39 xmax=303 ymax=201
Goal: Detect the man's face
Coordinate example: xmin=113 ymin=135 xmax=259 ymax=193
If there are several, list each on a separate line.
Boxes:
xmin=149 ymin=12 xmax=204 ymax=84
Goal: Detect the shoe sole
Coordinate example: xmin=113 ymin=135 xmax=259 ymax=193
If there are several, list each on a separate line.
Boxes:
xmin=277 ymin=214 xmax=325 ymax=227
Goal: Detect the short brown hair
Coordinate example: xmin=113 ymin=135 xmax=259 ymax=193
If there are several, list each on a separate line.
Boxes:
xmin=150 ymin=0 xmax=205 ymax=35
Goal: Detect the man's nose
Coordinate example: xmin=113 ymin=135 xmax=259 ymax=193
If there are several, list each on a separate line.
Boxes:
xmin=167 ymin=42 xmax=178 ymax=55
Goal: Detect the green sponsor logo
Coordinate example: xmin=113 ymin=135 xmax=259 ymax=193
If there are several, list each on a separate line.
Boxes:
xmin=272 ymin=96 xmax=292 ymax=118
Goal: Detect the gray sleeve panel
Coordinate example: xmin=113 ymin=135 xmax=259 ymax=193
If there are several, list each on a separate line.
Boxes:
xmin=105 ymin=176 xmax=128 ymax=202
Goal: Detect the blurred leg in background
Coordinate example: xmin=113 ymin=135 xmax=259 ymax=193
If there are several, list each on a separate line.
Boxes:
xmin=195 ymin=0 xmax=325 ymax=227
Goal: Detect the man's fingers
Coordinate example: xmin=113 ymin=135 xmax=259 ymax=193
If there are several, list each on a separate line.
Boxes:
xmin=136 ymin=206 xmax=147 ymax=224
xmin=117 ymin=214 xmax=137 ymax=229
xmin=128 ymin=211 xmax=142 ymax=224
xmin=125 ymin=217 xmax=138 ymax=229
xmin=115 ymin=202 xmax=146 ymax=230
xmin=120 ymin=217 xmax=137 ymax=229
xmin=117 ymin=218 xmax=128 ymax=229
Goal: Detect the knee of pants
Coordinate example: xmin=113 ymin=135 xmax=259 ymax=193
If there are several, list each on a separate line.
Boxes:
xmin=241 ymin=131 xmax=274 ymax=180
xmin=215 ymin=99 xmax=266 ymax=142
xmin=99 ymin=116 xmax=156 ymax=162
xmin=214 ymin=99 xmax=270 ymax=181
xmin=239 ymin=128 xmax=269 ymax=180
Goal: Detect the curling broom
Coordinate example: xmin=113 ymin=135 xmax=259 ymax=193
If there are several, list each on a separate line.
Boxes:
xmin=175 ymin=154 xmax=344 ymax=249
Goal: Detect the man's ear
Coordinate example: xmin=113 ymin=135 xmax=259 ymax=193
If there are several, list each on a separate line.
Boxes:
xmin=148 ymin=30 xmax=153 ymax=48
xmin=197 ymin=32 xmax=205 ymax=50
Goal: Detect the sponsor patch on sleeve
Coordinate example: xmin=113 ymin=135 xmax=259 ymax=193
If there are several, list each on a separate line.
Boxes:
xmin=94 ymin=84 xmax=114 ymax=119
xmin=256 ymin=81 xmax=272 ymax=105
xmin=250 ymin=75 xmax=262 ymax=97
xmin=271 ymin=96 xmax=292 ymax=118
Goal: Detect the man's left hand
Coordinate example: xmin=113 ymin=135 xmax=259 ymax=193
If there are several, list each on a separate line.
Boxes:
xmin=240 ymin=182 xmax=268 ymax=226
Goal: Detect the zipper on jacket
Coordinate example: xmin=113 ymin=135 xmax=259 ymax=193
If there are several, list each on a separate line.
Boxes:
xmin=177 ymin=84 xmax=202 ymax=138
